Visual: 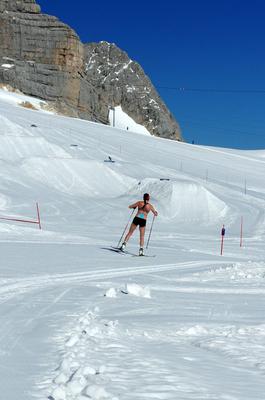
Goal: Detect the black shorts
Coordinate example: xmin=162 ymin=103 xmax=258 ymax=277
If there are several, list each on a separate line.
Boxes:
xmin=132 ymin=216 xmax=146 ymax=227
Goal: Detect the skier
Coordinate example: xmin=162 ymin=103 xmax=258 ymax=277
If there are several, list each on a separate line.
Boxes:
xmin=120 ymin=193 xmax=158 ymax=256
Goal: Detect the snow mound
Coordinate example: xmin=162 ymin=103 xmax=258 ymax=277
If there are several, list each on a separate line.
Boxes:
xmin=131 ymin=178 xmax=228 ymax=223
xmin=187 ymin=261 xmax=265 ymax=283
xmin=0 ymin=137 xmax=70 ymax=162
xmin=175 ymin=323 xmax=265 ymax=374
xmin=125 ymin=283 xmax=151 ymax=298
xmin=21 ymin=159 xmax=137 ymax=197
xmin=0 ymin=120 xmax=69 ymax=162
xmin=104 ymin=288 xmax=117 ymax=298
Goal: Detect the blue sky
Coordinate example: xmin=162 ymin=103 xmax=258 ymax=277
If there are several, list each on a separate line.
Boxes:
xmin=37 ymin=0 xmax=265 ymax=149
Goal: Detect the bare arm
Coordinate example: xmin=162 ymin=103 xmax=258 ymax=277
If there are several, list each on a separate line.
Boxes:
xmin=150 ymin=205 xmax=158 ymax=216
xmin=129 ymin=201 xmax=140 ymax=209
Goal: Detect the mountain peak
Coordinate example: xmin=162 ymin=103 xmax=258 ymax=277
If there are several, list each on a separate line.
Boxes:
xmin=0 ymin=0 xmax=182 ymax=140
xmin=0 ymin=0 xmax=40 ymax=13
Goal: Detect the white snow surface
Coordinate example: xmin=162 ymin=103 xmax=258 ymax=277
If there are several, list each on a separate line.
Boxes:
xmin=0 ymin=90 xmax=265 ymax=399
xmin=1 ymin=64 xmax=14 ymax=69
xmin=0 ymin=86 xmax=49 ymax=110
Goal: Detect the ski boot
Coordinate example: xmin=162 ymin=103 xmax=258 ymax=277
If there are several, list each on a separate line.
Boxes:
xmin=139 ymin=247 xmax=144 ymax=256
xmin=120 ymin=242 xmax=126 ymax=252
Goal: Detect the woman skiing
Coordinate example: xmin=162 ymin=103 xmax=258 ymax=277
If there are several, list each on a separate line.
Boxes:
xmin=120 ymin=193 xmax=158 ymax=256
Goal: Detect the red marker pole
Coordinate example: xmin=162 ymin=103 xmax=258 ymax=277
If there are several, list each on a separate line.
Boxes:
xmin=220 ymin=225 xmax=225 ymax=255
xmin=240 ymin=216 xmax=243 ymax=247
xmin=36 ymin=202 xmax=42 ymax=230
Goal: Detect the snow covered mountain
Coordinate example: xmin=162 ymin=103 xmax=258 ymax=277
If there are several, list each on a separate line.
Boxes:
xmin=1 ymin=88 xmax=265 ymax=400
xmin=0 ymin=0 xmax=181 ymax=140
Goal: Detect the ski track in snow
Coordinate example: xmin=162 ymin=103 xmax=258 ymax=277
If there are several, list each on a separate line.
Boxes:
xmin=42 ymin=304 xmax=265 ymax=400
xmin=1 ymin=91 xmax=265 ymax=399
xmin=0 ymin=260 xmax=232 ymax=303
xmin=2 ymin=257 xmax=264 ymax=400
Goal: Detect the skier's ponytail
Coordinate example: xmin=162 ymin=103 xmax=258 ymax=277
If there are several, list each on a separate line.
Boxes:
xmin=143 ymin=193 xmax=150 ymax=205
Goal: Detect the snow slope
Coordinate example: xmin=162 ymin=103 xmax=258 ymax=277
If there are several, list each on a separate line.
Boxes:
xmin=1 ymin=88 xmax=265 ymax=400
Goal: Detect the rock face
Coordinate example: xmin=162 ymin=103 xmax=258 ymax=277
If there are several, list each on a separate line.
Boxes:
xmin=0 ymin=0 xmax=182 ymax=140
xmin=0 ymin=0 xmax=40 ymax=13
xmin=84 ymin=42 xmax=181 ymax=139
xmin=0 ymin=0 xmax=86 ymax=117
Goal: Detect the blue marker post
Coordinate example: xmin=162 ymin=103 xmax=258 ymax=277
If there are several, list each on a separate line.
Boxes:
xmin=220 ymin=225 xmax=225 ymax=255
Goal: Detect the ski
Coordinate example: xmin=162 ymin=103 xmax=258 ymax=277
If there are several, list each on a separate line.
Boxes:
xmin=102 ymin=246 xmax=156 ymax=257
xmin=110 ymin=246 xmax=131 ymax=254
xmin=110 ymin=246 xmax=141 ymax=256
xmin=111 ymin=247 xmax=156 ymax=257
xmin=101 ymin=246 xmax=127 ymax=255
xmin=102 ymin=246 xmax=135 ymax=256
xmin=131 ymin=254 xmax=156 ymax=258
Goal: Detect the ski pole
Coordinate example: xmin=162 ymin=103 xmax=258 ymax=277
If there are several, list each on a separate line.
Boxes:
xmin=220 ymin=224 xmax=225 ymax=255
xmin=117 ymin=208 xmax=135 ymax=248
xmin=146 ymin=214 xmax=156 ymax=249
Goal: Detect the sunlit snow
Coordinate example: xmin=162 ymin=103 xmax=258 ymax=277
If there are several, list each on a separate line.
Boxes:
xmin=0 ymin=88 xmax=265 ymax=400
xmin=108 ymin=105 xmax=151 ymax=135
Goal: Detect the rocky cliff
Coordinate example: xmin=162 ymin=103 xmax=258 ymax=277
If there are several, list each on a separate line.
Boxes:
xmin=0 ymin=0 xmax=182 ymax=140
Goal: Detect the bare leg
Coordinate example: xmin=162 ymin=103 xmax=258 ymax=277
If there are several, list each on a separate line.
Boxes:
xmin=124 ymin=223 xmax=137 ymax=243
xmin=139 ymin=226 xmax=146 ymax=248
